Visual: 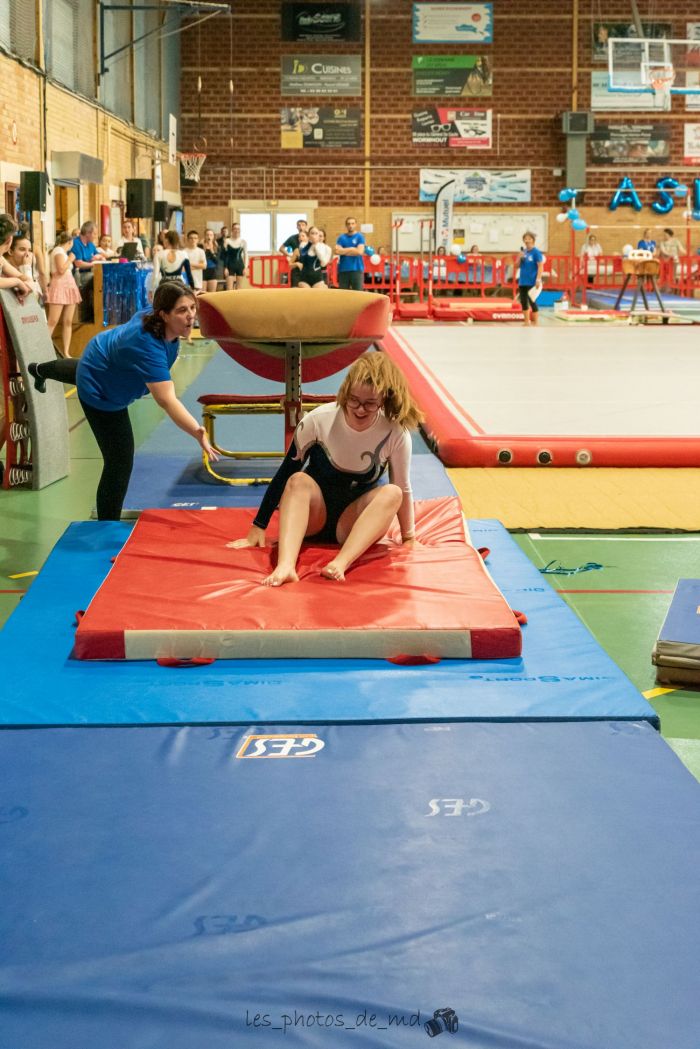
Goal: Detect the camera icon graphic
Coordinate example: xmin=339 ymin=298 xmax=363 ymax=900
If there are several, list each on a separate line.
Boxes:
xmin=424 ymin=1007 xmax=459 ymax=1037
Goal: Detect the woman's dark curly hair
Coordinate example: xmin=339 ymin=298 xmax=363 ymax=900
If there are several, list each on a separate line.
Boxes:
xmin=142 ymin=281 xmax=196 ymax=340
xmin=0 ymin=212 xmax=17 ymax=246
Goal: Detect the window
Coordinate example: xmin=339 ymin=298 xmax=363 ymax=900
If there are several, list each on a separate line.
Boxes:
xmin=46 ymin=0 xmax=95 ymax=97
xmin=239 ymin=213 xmax=272 ymax=254
xmin=239 ymin=211 xmax=311 ymax=255
xmin=0 ymin=0 xmax=37 ymax=62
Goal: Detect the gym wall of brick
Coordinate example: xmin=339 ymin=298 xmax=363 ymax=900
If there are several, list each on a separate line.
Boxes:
xmin=0 ymin=53 xmax=179 ymax=251
xmin=180 ymin=0 xmax=700 ymax=252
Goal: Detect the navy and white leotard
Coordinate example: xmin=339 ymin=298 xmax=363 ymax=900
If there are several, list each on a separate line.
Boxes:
xmin=252 ymin=401 xmax=414 ymax=542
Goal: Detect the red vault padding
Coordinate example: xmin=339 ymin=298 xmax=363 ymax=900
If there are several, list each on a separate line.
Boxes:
xmin=73 ymin=497 xmax=522 ymax=661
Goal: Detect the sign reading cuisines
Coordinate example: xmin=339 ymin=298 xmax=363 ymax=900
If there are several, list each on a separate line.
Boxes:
xmin=281 ymin=54 xmax=361 ymax=96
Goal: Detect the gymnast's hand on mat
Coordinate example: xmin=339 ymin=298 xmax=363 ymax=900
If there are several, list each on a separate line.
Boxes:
xmin=227 ymin=525 xmax=267 ymax=549
xmin=195 ymin=428 xmax=220 ymax=462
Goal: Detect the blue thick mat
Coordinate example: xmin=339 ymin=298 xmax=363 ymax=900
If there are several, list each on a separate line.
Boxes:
xmin=586 ymin=289 xmax=700 ymax=311
xmin=0 ymin=517 xmax=655 ymax=725
xmin=1 ymin=720 xmax=697 ymax=1048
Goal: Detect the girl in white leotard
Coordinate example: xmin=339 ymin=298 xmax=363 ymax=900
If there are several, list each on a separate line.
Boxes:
xmin=228 ymin=353 xmax=423 ymax=586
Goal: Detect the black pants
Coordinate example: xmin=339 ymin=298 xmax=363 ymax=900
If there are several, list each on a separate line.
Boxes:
xmin=338 ymin=270 xmax=364 ymax=291
xmin=518 ymin=285 xmax=538 ymax=312
xmin=38 ymin=359 xmax=134 ymax=521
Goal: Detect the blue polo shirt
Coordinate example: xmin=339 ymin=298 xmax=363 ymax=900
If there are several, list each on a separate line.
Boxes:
xmin=336 ymin=232 xmax=365 ymax=272
xmin=77 ymin=310 xmax=179 ymax=411
xmin=71 ymin=236 xmax=99 ymax=268
xmin=637 ymin=238 xmax=656 ymax=252
xmin=519 ymin=247 xmax=543 ymax=286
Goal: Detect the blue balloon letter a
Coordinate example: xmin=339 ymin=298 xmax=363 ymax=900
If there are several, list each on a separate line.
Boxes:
xmin=609 ymin=176 xmax=643 ymax=212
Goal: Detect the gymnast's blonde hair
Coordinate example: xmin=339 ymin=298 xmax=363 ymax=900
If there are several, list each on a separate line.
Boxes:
xmin=336 ymin=352 xmax=424 ymax=430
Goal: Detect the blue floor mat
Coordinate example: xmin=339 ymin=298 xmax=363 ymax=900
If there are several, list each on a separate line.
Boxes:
xmin=1 ymin=719 xmax=697 ymax=1048
xmin=0 ymin=517 xmax=655 ymax=726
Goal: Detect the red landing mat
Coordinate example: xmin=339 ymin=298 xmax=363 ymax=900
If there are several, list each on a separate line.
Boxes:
xmin=74 ymin=497 xmax=522 ymax=662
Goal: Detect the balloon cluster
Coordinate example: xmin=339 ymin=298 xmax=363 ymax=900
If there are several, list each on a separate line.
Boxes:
xmin=556 ymin=188 xmax=588 ymax=231
xmin=364 ymin=245 xmax=382 ymax=265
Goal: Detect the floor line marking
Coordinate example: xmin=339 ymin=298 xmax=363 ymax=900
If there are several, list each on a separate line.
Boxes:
xmin=556 ymin=589 xmax=675 ymax=594
xmin=528 ymin=534 xmax=700 ymax=542
xmin=643 ymin=687 xmax=677 ymax=699
xmin=8 ymin=571 xmax=38 ymax=579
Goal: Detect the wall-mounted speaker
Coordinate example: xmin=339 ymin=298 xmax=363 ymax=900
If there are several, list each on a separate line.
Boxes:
xmin=20 ymin=171 xmax=48 ymax=212
xmin=125 ymin=178 xmax=153 ymax=218
xmin=153 ymin=200 xmax=169 ymax=222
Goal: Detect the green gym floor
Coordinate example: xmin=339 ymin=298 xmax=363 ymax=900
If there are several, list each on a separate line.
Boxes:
xmin=2 ymin=337 xmax=699 ymax=781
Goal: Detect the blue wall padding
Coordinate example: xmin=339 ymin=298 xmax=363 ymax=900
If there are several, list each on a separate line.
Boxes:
xmin=1 ymin=720 xmax=698 ymax=1048
xmin=0 ymin=518 xmax=655 ymax=726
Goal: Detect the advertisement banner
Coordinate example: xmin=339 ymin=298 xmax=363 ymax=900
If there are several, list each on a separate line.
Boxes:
xmin=686 ymin=23 xmax=700 ymax=112
xmin=412 ymin=55 xmax=492 ymax=96
xmin=420 ymin=168 xmax=531 ymax=203
xmin=592 ymin=21 xmax=671 ymax=62
xmin=412 ymin=108 xmax=492 ymax=148
xmin=591 ymin=72 xmax=669 ymax=112
xmin=281 ymin=55 xmax=361 ymax=96
xmin=412 ymin=3 xmax=493 ymax=44
xmin=434 ymin=178 xmax=455 ymax=251
xmin=281 ymin=3 xmax=361 ymax=42
xmin=683 ymin=123 xmax=700 ymax=164
xmin=281 ymin=106 xmax=361 ymax=148
xmin=590 ymin=122 xmax=671 ymax=165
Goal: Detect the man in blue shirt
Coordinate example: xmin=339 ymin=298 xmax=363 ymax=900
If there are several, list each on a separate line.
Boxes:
xmin=335 ymin=216 xmax=365 ymax=290
xmin=71 ymin=220 xmax=105 ymax=323
xmin=517 ymin=231 xmax=544 ymax=326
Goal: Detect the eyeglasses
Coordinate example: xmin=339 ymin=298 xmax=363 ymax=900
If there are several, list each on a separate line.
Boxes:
xmin=347 ymin=395 xmax=382 ymax=412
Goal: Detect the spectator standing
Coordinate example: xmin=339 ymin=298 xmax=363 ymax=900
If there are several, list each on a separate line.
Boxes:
xmin=279 ymin=219 xmax=309 ymax=288
xmin=221 ymin=222 xmax=248 ymax=290
xmin=45 ymin=231 xmax=82 ymax=357
xmin=201 ymin=229 xmax=223 ymax=292
xmin=152 ymin=230 xmax=194 ymax=291
xmin=581 ymin=233 xmax=604 ymax=284
xmin=71 ymin=221 xmax=104 ymax=323
xmin=335 ymin=216 xmax=365 ymax=291
xmin=637 ymin=227 xmax=657 ymax=254
xmin=185 ymin=230 xmax=207 ymax=292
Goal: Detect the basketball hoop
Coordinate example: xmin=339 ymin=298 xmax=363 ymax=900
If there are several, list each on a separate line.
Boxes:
xmin=179 ymin=151 xmax=207 ymax=183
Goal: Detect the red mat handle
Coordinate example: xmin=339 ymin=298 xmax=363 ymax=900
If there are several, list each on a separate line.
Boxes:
xmin=478 ymin=547 xmax=491 ymax=560
xmin=387 ymin=654 xmax=442 ymax=666
xmin=74 ymin=610 xmax=85 ymax=625
xmin=156 ymin=657 xmax=216 ymax=668
xmin=512 ymin=609 xmax=528 ymax=626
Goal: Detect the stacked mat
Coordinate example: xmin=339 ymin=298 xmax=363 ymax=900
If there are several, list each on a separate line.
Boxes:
xmin=653 ymin=578 xmax=700 ymax=687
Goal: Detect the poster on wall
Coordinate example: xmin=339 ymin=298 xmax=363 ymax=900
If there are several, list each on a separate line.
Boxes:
xmin=412 ymin=4 xmax=493 ymax=44
xmin=281 ymin=106 xmax=361 ymax=148
xmin=591 ymin=21 xmax=671 ymax=62
xmin=686 ymin=24 xmax=700 ymax=112
xmin=590 ymin=123 xmax=670 ymax=165
xmin=281 ymin=3 xmax=361 ymax=42
xmin=590 ymin=72 xmax=669 ymax=112
xmin=412 ymin=55 xmax=492 ymax=96
xmin=412 ymin=108 xmax=492 ymax=148
xmin=683 ymin=123 xmax=700 ymax=164
xmin=281 ymin=55 xmax=361 ymax=95
xmin=419 ymin=168 xmax=531 ymax=203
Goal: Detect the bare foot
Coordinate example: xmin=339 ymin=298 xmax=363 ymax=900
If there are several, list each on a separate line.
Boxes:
xmin=262 ymin=565 xmax=299 ymax=587
xmin=321 ymin=561 xmax=345 ymax=582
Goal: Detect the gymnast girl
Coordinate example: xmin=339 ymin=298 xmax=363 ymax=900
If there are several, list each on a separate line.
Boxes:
xmin=293 ymin=225 xmax=332 ymax=289
xmin=228 ymin=352 xmax=423 ymax=586
xmin=28 ymin=281 xmax=218 ymax=521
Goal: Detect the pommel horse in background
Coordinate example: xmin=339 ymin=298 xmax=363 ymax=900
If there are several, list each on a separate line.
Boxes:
xmin=613 ymin=249 xmax=668 ymax=319
xmin=197 ymin=288 xmax=391 ymax=485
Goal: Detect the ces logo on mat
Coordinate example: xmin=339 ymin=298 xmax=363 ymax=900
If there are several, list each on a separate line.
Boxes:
xmin=236 ymin=733 xmax=326 ymax=759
